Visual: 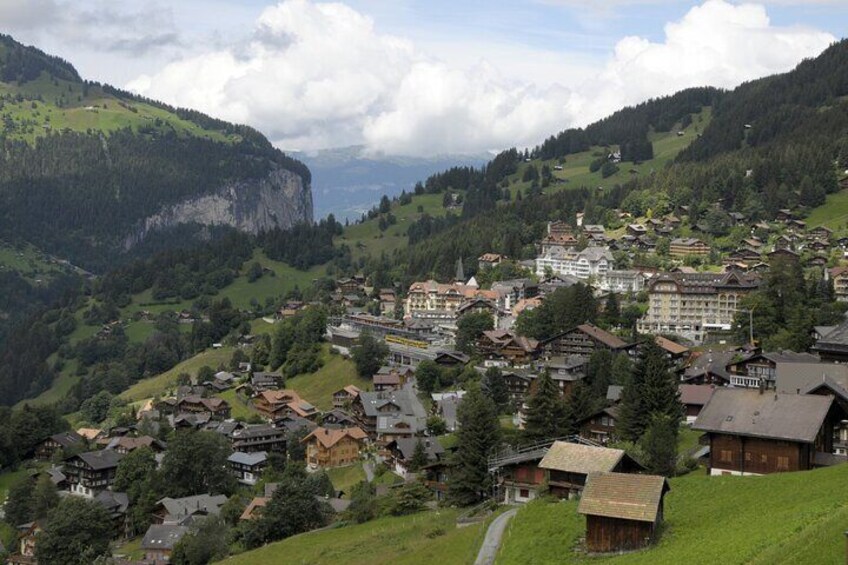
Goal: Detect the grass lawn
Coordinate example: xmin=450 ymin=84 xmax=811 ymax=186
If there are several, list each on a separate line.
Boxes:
xmin=114 ymin=537 xmax=144 ymax=561
xmin=0 ymin=467 xmax=29 ymax=504
xmin=219 ymin=388 xmax=259 ymax=420
xmin=805 ymin=188 xmax=848 ymax=232
xmin=120 ymin=346 xmax=235 ymax=402
xmin=373 ymin=470 xmax=404 ymax=487
xmin=326 ymin=463 xmax=367 ymax=495
xmin=677 ymin=426 xmax=703 ymax=457
xmin=285 ymin=345 xmax=369 ymax=410
xmin=225 ymin=509 xmax=486 ymax=565
xmin=497 ymin=462 xmax=848 ymax=564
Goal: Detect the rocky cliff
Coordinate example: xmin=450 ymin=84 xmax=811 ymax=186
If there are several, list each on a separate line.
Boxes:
xmin=124 ymin=164 xmax=313 ymax=249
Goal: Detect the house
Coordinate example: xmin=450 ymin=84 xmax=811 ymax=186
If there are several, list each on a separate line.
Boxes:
xmin=813 ymin=316 xmax=848 ymax=363
xmin=540 ymin=324 xmax=631 ymax=359
xmin=810 ymin=225 xmax=833 ymax=240
xmin=478 ymin=330 xmax=539 ymax=364
xmin=354 ymin=388 xmax=428 ymax=438
xmin=373 ymin=371 xmax=403 ymax=392
xmin=7 ymin=522 xmax=42 ymax=565
xmin=681 ymin=350 xmax=734 ymax=385
xmin=152 ymin=494 xmax=228 ymax=525
xmin=332 ymin=385 xmax=361 ymax=409
xmin=538 ymin=441 xmax=643 ymax=500
xmin=176 ymin=395 xmax=231 ymax=420
xmin=829 ymin=267 xmax=848 ymax=302
xmin=669 ymin=238 xmax=710 ymax=257
xmin=253 ymin=389 xmax=303 ymax=419
xmin=63 ymin=449 xmax=124 ymax=498
xmin=386 ymin=437 xmax=445 ymax=477
xmin=283 ymin=399 xmax=320 ymax=420
xmin=678 ymin=384 xmax=715 ymax=424
xmin=34 ymin=431 xmax=84 ymax=460
xmin=239 ymin=496 xmax=269 ymax=521
xmin=231 ymin=424 xmax=287 ymax=453
xmin=250 ymin=371 xmax=284 ymax=392
xmin=773 ymin=362 xmax=848 ymax=395
xmin=502 ymin=371 xmax=534 ymax=404
xmin=379 ymin=289 xmax=397 ymax=317
xmin=95 ymin=490 xmax=131 ymax=539
xmin=433 ymin=391 xmax=464 ymax=432
xmin=228 ymin=451 xmax=268 ymax=485
xmin=654 ymin=336 xmax=689 ymax=361
xmin=478 ymin=253 xmax=506 ymax=269
xmin=490 ymin=445 xmax=548 ymax=504
xmin=433 ymin=351 xmax=470 ymax=366
xmin=141 ymin=524 xmax=189 ymax=564
xmin=726 ymin=351 xmax=820 ymax=389
xmin=578 ymin=473 xmax=670 ymax=554
xmin=302 ymin=426 xmax=368 ymax=469
xmin=104 ymin=435 xmax=166 ymax=454
xmin=535 ymin=246 xmax=613 ymax=281
xmin=321 ymin=409 xmax=359 ymax=428
xmin=626 ymin=224 xmax=647 ymax=236
xmin=577 ymin=406 xmax=620 ymax=445
xmin=693 ymin=389 xmax=844 ymax=475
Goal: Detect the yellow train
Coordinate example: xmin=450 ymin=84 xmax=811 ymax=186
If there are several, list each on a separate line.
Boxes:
xmin=385 ymin=334 xmax=429 ymax=349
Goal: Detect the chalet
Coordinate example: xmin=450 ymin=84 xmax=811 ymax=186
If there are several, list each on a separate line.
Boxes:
xmin=8 ymin=522 xmax=42 ymax=565
xmin=332 ymin=385 xmax=362 ymax=409
xmin=64 ymin=449 xmax=124 ymax=498
xmin=801 ymin=378 xmax=848 ymax=455
xmin=807 ymin=239 xmax=830 ymax=253
xmin=694 ymin=389 xmax=844 ymax=475
xmin=95 ymin=490 xmax=131 ymax=539
xmin=578 ymin=473 xmax=670 ymax=554
xmin=302 ymin=426 xmax=368 ymax=469
xmin=829 ymin=266 xmax=848 ymax=302
xmin=176 ymin=395 xmax=231 ymax=420
xmin=104 ymin=435 xmax=166 ymax=454
xmin=374 ymin=372 xmax=403 ymax=392
xmin=478 ymin=253 xmax=506 ymax=269
xmin=386 ymin=437 xmax=445 ymax=477
xmin=726 ymin=350 xmax=820 ymax=389
xmin=535 ymin=356 xmax=588 ymax=397
xmin=227 ymin=451 xmax=267 ymax=485
xmin=813 ymin=317 xmax=848 ymax=363
xmin=577 ymin=406 xmax=620 ymax=445
xmin=678 ymin=384 xmax=715 ymax=424
xmin=379 ymin=289 xmax=397 ymax=317
xmin=283 ymin=399 xmax=320 ymax=420
xmin=433 ymin=351 xmax=471 ymax=366
xmin=239 ymin=496 xmax=269 ymax=521
xmin=231 ymin=424 xmax=287 ymax=453
xmin=490 ymin=445 xmax=547 ymax=504
xmin=669 ymin=237 xmax=710 ymax=257
xmin=321 ymin=409 xmax=359 ymax=428
xmin=776 ymin=209 xmax=795 ymax=222
xmin=787 ymin=219 xmax=807 ymax=232
xmin=251 ymin=371 xmax=284 ymax=392
xmin=253 ymin=389 xmax=303 ymax=419
xmin=478 ymin=330 xmax=539 ymax=364
xmin=626 ymin=224 xmax=647 ymax=236
xmin=773 ymin=362 xmax=848 ymax=395
xmin=456 ymin=297 xmax=498 ymax=321
xmin=141 ymin=524 xmax=189 ymax=563
xmin=502 ymin=371 xmax=534 ymax=404
xmin=681 ymin=350 xmax=734 ymax=385
xmin=275 ymin=414 xmax=318 ymax=436
xmin=433 ymin=392 xmax=463 ymax=432
xmin=538 ymin=441 xmax=643 ymax=500
xmin=808 ymin=255 xmax=829 ymax=268
xmin=152 ymin=494 xmax=228 ymax=525
xmin=336 ymin=277 xmax=362 ymax=295
xmin=767 ymin=248 xmax=800 ymax=262
xmin=34 ymin=431 xmax=84 ymax=460
xmin=654 ymin=336 xmax=689 ymax=361
xmin=540 ymin=324 xmax=630 ymax=361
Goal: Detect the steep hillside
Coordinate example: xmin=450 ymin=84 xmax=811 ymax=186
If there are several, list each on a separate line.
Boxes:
xmin=0 ymin=34 xmax=312 ymax=272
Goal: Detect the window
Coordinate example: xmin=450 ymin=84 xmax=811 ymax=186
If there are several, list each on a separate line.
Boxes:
xmin=777 ymin=456 xmax=789 ymax=470
xmin=744 ymin=452 xmax=752 ymax=462
xmin=760 ymin=454 xmax=767 ymax=464
xmin=520 ymin=489 xmax=530 ymax=498
xmin=719 ymin=450 xmax=733 ymax=463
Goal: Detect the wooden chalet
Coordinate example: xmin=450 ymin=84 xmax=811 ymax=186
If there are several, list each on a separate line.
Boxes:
xmin=34 ymin=431 xmax=83 ymax=460
xmin=63 ymin=449 xmax=124 ymax=497
xmin=175 ymin=395 xmax=231 ymax=419
xmin=578 ymin=473 xmax=670 ymax=553
xmin=478 ymin=330 xmax=539 ymax=364
xmin=321 ymin=409 xmax=359 ymax=429
xmin=577 ymin=406 xmax=620 ymax=445
xmin=253 ymin=389 xmax=302 ymax=419
xmin=540 ymin=324 xmax=631 ymax=360
xmin=813 ymin=317 xmax=848 ymax=363
xmin=7 ymin=522 xmax=42 ymax=565
xmin=502 ymin=371 xmax=533 ymax=404
xmin=302 ymin=426 xmax=368 ymax=469
xmin=230 ymin=424 xmax=287 ymax=453
xmin=678 ymin=384 xmax=715 ymax=424
xmin=332 ymin=385 xmax=361 ymax=409
xmin=141 ymin=524 xmax=189 ymax=563
xmin=693 ymin=389 xmax=845 ymax=475
xmin=538 ymin=441 xmax=643 ymax=499
xmin=227 ymin=451 xmax=268 ymax=485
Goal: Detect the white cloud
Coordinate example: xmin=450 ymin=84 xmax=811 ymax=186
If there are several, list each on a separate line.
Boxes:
xmin=129 ymin=0 xmax=836 ymax=157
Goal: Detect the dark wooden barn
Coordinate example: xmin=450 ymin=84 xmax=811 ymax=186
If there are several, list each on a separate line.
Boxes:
xmin=578 ymin=472 xmax=669 ymax=554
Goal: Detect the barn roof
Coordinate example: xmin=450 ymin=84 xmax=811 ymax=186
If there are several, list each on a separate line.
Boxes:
xmin=538 ymin=442 xmax=626 ymax=474
xmin=578 ymin=472 xmax=669 ymax=523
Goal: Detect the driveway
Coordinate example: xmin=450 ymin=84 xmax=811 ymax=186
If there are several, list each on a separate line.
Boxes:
xmin=474 ymin=507 xmax=518 ymax=565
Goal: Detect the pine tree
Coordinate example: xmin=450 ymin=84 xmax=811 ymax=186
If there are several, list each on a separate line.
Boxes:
xmin=563 ymin=381 xmax=599 ymax=435
xmin=617 ymin=341 xmax=682 ymax=442
xmin=31 ymin=474 xmax=60 ymax=521
xmin=409 ymin=438 xmax=429 ymax=471
xmin=448 ymin=385 xmax=500 ymax=506
xmin=482 ymin=367 xmax=509 ymax=412
xmin=523 ymin=371 xmax=568 ymax=441
xmin=641 ymin=413 xmax=678 ymax=476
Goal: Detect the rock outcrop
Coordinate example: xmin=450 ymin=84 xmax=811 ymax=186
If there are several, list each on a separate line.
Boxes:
xmin=124 ymin=164 xmax=312 ymax=249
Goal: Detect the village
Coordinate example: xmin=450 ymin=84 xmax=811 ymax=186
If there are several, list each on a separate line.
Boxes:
xmin=6 ymin=202 xmax=848 ymax=564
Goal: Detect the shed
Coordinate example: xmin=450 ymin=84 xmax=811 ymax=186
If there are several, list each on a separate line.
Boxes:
xmin=578 ymin=472 xmax=669 ymax=553
xmin=538 ymin=442 xmax=643 ymax=499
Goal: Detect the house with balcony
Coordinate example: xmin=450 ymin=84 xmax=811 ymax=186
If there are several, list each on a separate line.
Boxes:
xmin=63 ymin=449 xmax=124 ymax=498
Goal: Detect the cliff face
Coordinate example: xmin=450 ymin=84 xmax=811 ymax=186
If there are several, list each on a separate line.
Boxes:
xmin=124 ymin=164 xmax=312 ymax=249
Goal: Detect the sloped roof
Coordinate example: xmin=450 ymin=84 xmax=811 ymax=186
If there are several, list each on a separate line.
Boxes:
xmin=391 ymin=437 xmax=444 ymax=461
xmin=75 ymin=428 xmax=102 ymax=441
xmin=775 ymin=362 xmax=848 ymax=394
xmin=693 ymin=389 xmax=833 ymax=443
xmin=227 ymin=451 xmax=268 ymax=466
xmin=538 ymin=442 xmax=625 ymax=474
xmin=655 ymin=336 xmax=689 ymax=356
xmin=303 ymin=426 xmax=368 ymax=449
xmin=71 ymin=449 xmax=124 ymax=470
xmin=578 ymin=472 xmax=669 ymax=523
xmin=141 ymin=524 xmax=189 ymax=550
xmin=156 ymin=494 xmax=228 ymax=521
xmin=678 ymin=384 xmax=715 ymax=407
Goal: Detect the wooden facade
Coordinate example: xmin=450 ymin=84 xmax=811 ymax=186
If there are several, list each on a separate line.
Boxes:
xmin=707 ymin=433 xmax=813 ymax=475
xmin=585 ymin=515 xmax=657 ymax=553
xmin=500 ymin=461 xmax=545 ymax=504
xmin=541 ymin=324 xmax=629 ymax=359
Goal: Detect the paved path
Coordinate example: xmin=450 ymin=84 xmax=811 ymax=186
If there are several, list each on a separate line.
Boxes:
xmin=363 ymin=460 xmax=375 ymax=482
xmin=474 ymin=507 xmax=518 ymax=565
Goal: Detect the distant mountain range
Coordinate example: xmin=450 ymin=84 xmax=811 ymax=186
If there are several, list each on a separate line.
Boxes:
xmin=296 ymin=146 xmax=490 ymax=221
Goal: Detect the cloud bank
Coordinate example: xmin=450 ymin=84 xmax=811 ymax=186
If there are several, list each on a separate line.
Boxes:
xmin=128 ymin=0 xmax=835 ymax=156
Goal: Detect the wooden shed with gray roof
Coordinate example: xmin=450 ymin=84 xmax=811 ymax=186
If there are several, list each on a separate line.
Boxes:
xmin=578 ymin=472 xmax=670 ymax=553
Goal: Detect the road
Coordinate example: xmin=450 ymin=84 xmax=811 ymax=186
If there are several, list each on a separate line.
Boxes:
xmin=474 ymin=507 xmax=518 ymax=565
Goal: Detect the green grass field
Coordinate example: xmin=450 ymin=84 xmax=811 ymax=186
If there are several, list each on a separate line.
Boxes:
xmin=497 ymin=463 xmax=848 ymax=564
xmin=0 ymin=467 xmax=28 ymax=504
xmin=120 ymin=346 xmax=235 ymax=402
xmin=218 ymin=388 xmax=258 ymax=420
xmin=326 ymin=463 xmax=367 ymax=495
xmin=226 ymin=509 xmax=487 ymax=565
xmin=804 ymin=189 xmax=848 ymax=233
xmin=285 ymin=345 xmax=369 ymax=410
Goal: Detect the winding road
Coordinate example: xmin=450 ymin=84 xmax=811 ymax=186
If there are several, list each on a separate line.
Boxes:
xmin=474 ymin=507 xmax=518 ymax=565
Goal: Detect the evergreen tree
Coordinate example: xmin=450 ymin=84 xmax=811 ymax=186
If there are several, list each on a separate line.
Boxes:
xmin=482 ymin=367 xmax=509 ymax=412
xmin=35 ymin=497 xmax=113 ymax=565
xmin=586 ymin=349 xmax=614 ymax=399
xmin=30 ymin=474 xmax=59 ymax=521
xmin=4 ymin=477 xmax=33 ymax=526
xmin=641 ymin=413 xmax=679 ymax=476
xmin=448 ymin=385 xmax=500 ymax=506
xmin=523 ymin=371 xmax=568 ymax=441
xmin=455 ymin=312 xmax=493 ymax=354
xmin=617 ymin=341 xmax=682 ymax=442
xmin=346 ymin=481 xmax=377 ymax=524
xmin=563 ymin=381 xmax=600 ymax=435
xmin=351 ymin=332 xmax=389 ymax=378
xmin=409 ymin=438 xmax=429 ymax=471
xmin=603 ymin=293 xmax=621 ymax=327
xmin=610 ymin=353 xmax=633 ymax=385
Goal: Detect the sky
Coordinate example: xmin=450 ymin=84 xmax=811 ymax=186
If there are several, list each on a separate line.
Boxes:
xmin=2 ymin=0 xmax=846 ymax=156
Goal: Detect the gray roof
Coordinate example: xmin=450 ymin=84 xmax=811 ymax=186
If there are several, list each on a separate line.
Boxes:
xmin=96 ymin=490 xmax=129 ymax=514
xmin=392 ymin=437 xmax=444 ymax=462
xmin=141 ymin=524 xmax=189 ymax=551
xmin=438 ymin=396 xmax=461 ymax=430
xmin=318 ymin=495 xmax=351 ymax=513
xmin=693 ymin=389 xmax=833 ymax=443
xmin=814 ymin=317 xmax=848 ymax=351
xmin=606 ymin=385 xmax=623 ymax=402
xmin=377 ymin=414 xmax=423 ymax=435
xmin=228 ymin=451 xmax=268 ymax=466
xmin=775 ymin=362 xmax=848 ymax=394
xmin=359 ymin=388 xmax=427 ymax=420
xmin=683 ymin=351 xmax=734 ymax=381
xmin=71 ymin=449 xmax=124 ymax=470
xmin=49 ymin=431 xmax=83 ymax=449
xmin=156 ymin=494 xmax=228 ymax=522
xmin=232 ymin=424 xmax=282 ymax=439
